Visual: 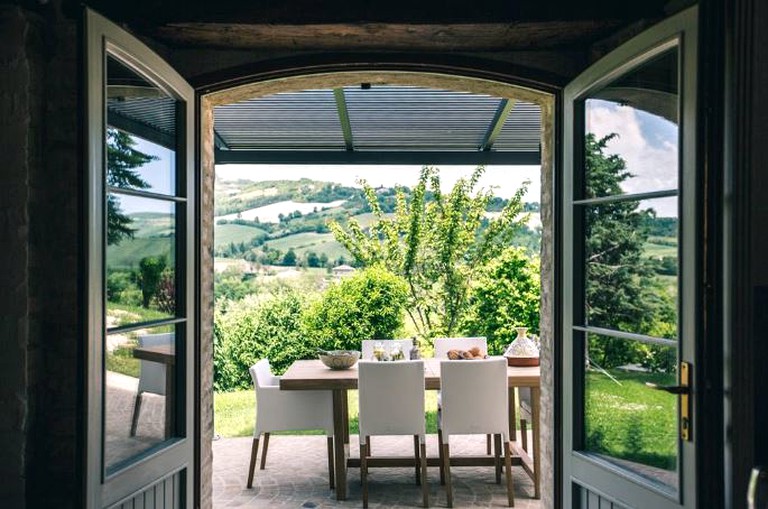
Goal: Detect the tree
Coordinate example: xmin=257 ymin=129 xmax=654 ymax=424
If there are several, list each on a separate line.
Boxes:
xmin=302 ymin=266 xmax=409 ymax=351
xmin=106 ymin=128 xmax=156 ymax=245
xmin=137 ymin=255 xmax=167 ymax=308
xmin=329 ymin=165 xmax=529 ymax=340
xmin=282 ymin=248 xmax=297 ymax=266
xmin=462 ymin=247 xmax=540 ymax=355
xmin=583 ymin=133 xmax=677 ymax=369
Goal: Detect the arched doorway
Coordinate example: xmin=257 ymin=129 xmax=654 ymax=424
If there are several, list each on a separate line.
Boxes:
xmin=198 ymin=66 xmax=558 ymax=507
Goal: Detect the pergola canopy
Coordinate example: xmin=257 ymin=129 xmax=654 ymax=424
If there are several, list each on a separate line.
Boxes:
xmin=212 ymin=85 xmax=542 ymax=165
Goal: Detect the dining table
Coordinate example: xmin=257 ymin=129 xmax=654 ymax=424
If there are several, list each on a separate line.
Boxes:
xmin=280 ymin=357 xmax=541 ymax=501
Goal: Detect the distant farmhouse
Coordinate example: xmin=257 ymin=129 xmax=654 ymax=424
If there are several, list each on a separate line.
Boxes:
xmin=331 ymin=264 xmax=356 ymax=280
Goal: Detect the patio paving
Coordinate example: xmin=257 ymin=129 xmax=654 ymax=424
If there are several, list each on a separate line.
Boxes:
xmin=213 ymin=435 xmax=543 ymax=508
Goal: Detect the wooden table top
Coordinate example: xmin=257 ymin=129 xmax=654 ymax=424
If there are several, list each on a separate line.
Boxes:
xmin=280 ymin=358 xmax=540 ymax=391
xmin=132 ymin=344 xmax=176 ymax=365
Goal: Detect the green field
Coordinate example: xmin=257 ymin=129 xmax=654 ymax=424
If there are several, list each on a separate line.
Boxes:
xmin=266 ymin=232 xmax=350 ymax=260
xmin=644 ymin=236 xmax=677 ymax=258
xmin=214 ymin=223 xmax=269 ymax=248
xmin=586 ymin=370 xmax=677 ymax=470
xmin=107 ymin=237 xmax=174 ymax=269
xmin=129 ymin=212 xmax=174 ymax=237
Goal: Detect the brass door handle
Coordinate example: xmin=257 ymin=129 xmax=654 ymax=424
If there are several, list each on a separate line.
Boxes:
xmin=645 ymin=382 xmax=690 ymax=395
xmin=647 ymin=362 xmax=692 ymax=441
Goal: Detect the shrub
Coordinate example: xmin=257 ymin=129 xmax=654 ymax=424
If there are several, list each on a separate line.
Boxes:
xmin=303 ymin=266 xmax=408 ymax=351
xmin=214 ymin=289 xmax=317 ymax=391
xmin=461 ymin=247 xmax=540 ymax=355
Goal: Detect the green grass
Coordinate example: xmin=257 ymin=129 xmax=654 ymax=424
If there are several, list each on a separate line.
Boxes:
xmin=644 ymin=240 xmax=677 ymax=258
xmin=106 ymin=344 xmax=140 ymax=378
xmin=266 ymin=232 xmax=350 ymax=260
xmin=214 ymin=390 xmax=439 ymax=438
xmin=107 ymin=237 xmax=174 ymax=269
xmin=585 ymin=370 xmax=677 ymax=470
xmin=214 ymin=223 xmax=269 ymax=248
xmin=106 ymin=302 xmax=172 ymax=327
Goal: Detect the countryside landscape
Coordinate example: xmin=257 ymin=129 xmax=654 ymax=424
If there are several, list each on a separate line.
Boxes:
xmin=106 ymin=130 xmax=681 ymax=482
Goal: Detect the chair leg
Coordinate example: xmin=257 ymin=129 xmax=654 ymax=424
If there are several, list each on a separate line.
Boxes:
xmin=360 ymin=443 xmax=369 ymax=509
xmin=443 ymin=443 xmax=453 ymax=508
xmin=246 ymin=436 xmax=260 ymax=489
xmin=414 ymin=435 xmax=421 ymax=485
xmin=366 ymin=435 xmax=371 ymax=457
xmin=259 ymin=432 xmax=270 ymax=470
xmin=494 ymin=434 xmax=503 ymax=484
xmin=437 ymin=429 xmax=445 ymax=485
xmin=504 ymin=440 xmax=515 ymax=507
xmin=420 ymin=442 xmax=429 ymax=508
xmin=487 ymin=433 xmax=492 ymax=455
xmin=520 ymin=419 xmax=529 ymax=453
xmin=129 ymin=392 xmax=143 ymax=437
xmin=326 ymin=436 xmax=335 ymax=490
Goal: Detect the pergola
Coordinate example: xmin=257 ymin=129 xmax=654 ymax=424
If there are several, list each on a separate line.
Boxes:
xmin=106 ymin=76 xmax=542 ymax=166
xmin=212 ymin=85 xmax=541 ymax=165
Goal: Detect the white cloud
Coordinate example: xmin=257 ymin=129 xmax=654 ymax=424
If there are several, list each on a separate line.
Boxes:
xmin=586 ymin=100 xmax=678 ymax=216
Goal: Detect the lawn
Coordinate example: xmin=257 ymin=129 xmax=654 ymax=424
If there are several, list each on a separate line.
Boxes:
xmin=585 ymin=369 xmax=677 ymax=470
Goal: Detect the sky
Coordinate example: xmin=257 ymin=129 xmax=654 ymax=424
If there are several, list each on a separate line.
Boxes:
xmin=585 ymin=98 xmax=679 ymax=217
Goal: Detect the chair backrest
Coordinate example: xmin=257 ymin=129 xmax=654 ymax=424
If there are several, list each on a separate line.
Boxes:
xmin=440 ymin=357 xmax=509 ymax=439
xmin=136 ymin=332 xmax=174 ymax=395
xmin=358 ymin=360 xmax=425 ymax=440
xmin=433 ymin=337 xmax=487 ymax=359
xmin=249 ymin=359 xmax=279 ymax=392
xmin=361 ymin=338 xmax=414 ymax=360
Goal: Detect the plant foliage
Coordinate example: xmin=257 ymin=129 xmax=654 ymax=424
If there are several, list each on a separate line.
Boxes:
xmin=329 ymin=166 xmax=529 ymax=341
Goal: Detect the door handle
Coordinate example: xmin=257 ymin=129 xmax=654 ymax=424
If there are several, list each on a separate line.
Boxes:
xmin=748 ymin=467 xmax=768 ymax=509
xmin=645 ymin=383 xmax=689 ymax=394
xmin=646 ymin=362 xmax=692 ymax=441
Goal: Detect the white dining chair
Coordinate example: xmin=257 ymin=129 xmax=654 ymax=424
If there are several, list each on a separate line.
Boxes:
xmin=439 ymin=357 xmax=514 ymax=507
xmin=130 ymin=332 xmax=174 ymax=437
xmin=358 ymin=360 xmax=429 ymax=508
xmin=361 ymin=338 xmax=414 ymax=360
xmin=246 ymin=359 xmax=335 ymax=490
xmin=432 ymin=337 xmax=493 ymax=457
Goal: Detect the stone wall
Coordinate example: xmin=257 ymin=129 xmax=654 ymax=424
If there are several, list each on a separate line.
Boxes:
xmin=0 ymin=6 xmax=39 ymax=506
xmin=538 ymin=99 xmax=555 ymax=509
xmin=0 ymin=4 xmax=82 ymax=508
xmin=27 ymin=10 xmax=82 ymax=507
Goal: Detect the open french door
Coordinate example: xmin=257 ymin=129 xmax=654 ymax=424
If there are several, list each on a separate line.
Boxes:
xmin=85 ymin=9 xmax=197 ymax=508
xmin=561 ymin=6 xmax=699 ymax=508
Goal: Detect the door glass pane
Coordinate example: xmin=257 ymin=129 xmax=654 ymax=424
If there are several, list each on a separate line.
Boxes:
xmin=104 ymin=324 xmax=178 ymax=472
xmin=583 ymin=196 xmax=678 ymax=338
xmin=583 ymin=49 xmax=678 ymax=199
xmin=585 ymin=333 xmax=678 ymax=490
xmin=106 ymin=195 xmax=176 ymax=322
xmin=107 ymin=56 xmax=177 ymax=196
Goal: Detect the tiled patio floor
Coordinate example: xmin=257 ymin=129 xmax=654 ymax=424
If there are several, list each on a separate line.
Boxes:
xmin=213 ymin=435 xmax=543 ymax=508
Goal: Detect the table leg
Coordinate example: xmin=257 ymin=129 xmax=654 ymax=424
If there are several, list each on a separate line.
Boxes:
xmin=165 ymin=364 xmax=174 ymax=437
xmin=531 ymin=386 xmax=541 ymax=499
xmin=332 ymin=389 xmax=348 ymax=500
xmin=509 ymin=386 xmax=517 ymax=442
xmin=341 ymin=390 xmax=350 ymax=445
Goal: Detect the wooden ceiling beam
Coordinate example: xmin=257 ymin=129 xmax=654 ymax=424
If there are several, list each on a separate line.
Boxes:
xmin=150 ymin=21 xmax=625 ymax=51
